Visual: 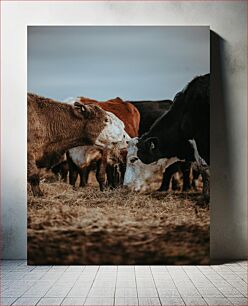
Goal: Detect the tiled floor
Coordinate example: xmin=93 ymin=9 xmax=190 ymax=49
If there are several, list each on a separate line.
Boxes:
xmin=1 ymin=260 xmax=247 ymax=306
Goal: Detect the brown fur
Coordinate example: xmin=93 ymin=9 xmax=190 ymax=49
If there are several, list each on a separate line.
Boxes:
xmin=78 ymin=97 xmax=140 ymax=137
xmin=27 ymin=93 xmax=107 ymax=196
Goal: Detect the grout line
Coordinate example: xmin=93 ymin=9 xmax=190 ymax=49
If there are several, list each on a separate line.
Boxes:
xmin=182 ymin=266 xmax=206 ymax=301
xmin=83 ymin=266 xmax=100 ymax=305
xmin=134 ymin=266 xmax=139 ymax=305
xmin=166 ymin=267 xmax=186 ymax=305
xmin=210 ymin=268 xmax=247 ymax=297
xmin=195 ymin=266 xmax=227 ymax=297
xmin=61 ymin=265 xmax=86 ymax=304
xmin=149 ymin=266 xmax=162 ymax=306
xmin=113 ymin=266 xmax=118 ymax=306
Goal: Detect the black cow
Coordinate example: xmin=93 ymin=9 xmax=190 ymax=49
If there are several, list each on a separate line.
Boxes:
xmin=137 ymin=74 xmax=210 ymax=198
xmin=127 ymin=100 xmax=173 ymax=136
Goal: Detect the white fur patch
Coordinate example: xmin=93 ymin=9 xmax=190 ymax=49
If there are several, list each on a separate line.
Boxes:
xmin=189 ymin=139 xmax=207 ymax=166
xmin=123 ymin=138 xmax=183 ymax=192
xmin=95 ymin=111 xmax=130 ymax=148
xmin=123 ymin=138 xmax=167 ymax=192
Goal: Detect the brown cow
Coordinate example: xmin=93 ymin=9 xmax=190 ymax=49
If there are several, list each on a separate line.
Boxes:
xmin=27 ymin=93 xmax=127 ymax=196
xmin=67 ymin=97 xmax=140 ymax=189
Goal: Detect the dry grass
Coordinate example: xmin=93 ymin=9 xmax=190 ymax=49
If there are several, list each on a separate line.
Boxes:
xmin=28 ymin=181 xmax=209 ymax=265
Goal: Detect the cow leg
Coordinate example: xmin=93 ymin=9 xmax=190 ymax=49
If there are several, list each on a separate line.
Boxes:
xmin=181 ymin=162 xmax=191 ymax=192
xmin=171 ymin=174 xmax=180 ymax=191
xmin=114 ymin=165 xmax=122 ymax=187
xmin=106 ymin=165 xmax=115 ymax=189
xmin=27 ymin=152 xmax=43 ymax=197
xmin=159 ymin=170 xmax=172 ymax=191
xmin=79 ymin=167 xmax=90 ymax=187
xmin=159 ymin=162 xmax=179 ymax=191
xmin=201 ymin=167 xmax=210 ymax=202
xmin=192 ymin=169 xmax=200 ymax=190
xmin=60 ymin=161 xmax=69 ymax=183
xmin=96 ymin=148 xmax=108 ymax=191
xmin=120 ymin=163 xmax=126 ymax=185
xmin=96 ymin=160 xmax=107 ymax=191
xmin=67 ymin=153 xmax=79 ymax=186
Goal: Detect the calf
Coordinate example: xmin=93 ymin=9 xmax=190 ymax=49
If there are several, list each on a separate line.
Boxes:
xmin=124 ymin=138 xmax=182 ymax=192
xmin=27 ymin=93 xmax=127 ymax=196
xmin=68 ymin=144 xmax=127 ymax=191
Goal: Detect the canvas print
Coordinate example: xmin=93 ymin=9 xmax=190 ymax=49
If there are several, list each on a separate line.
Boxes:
xmin=27 ymin=26 xmax=210 ymax=264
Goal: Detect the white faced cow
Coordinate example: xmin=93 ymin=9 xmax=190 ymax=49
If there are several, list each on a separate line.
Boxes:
xmin=123 ymin=138 xmax=180 ymax=192
xmin=27 ymin=93 xmax=128 ymax=196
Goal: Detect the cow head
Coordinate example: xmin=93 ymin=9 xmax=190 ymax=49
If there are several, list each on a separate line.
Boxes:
xmin=73 ymin=101 xmax=98 ymax=119
xmin=124 ymin=138 xmax=174 ymax=192
xmin=137 ymin=132 xmax=195 ymax=165
xmin=136 ymin=135 xmax=163 ymax=164
xmin=73 ymin=102 xmax=129 ymax=148
xmin=95 ymin=111 xmax=130 ymax=148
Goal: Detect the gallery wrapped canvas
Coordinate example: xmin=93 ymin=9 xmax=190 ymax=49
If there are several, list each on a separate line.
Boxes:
xmin=27 ymin=26 xmax=210 ymax=264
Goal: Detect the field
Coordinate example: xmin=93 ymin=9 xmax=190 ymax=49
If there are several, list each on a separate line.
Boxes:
xmin=28 ymin=175 xmax=209 ymax=265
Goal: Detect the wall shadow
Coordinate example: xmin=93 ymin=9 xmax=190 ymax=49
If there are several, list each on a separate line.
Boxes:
xmin=210 ymin=31 xmax=244 ymax=263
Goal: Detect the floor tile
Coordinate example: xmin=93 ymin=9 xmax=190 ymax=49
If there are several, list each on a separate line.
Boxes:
xmin=160 ymin=297 xmax=185 ymax=305
xmin=12 ymin=297 xmax=40 ymax=305
xmin=0 ymin=297 xmax=18 ymax=306
xmin=37 ymin=297 xmax=64 ymax=305
xmin=115 ymin=297 xmax=139 ymax=305
xmin=0 ymin=260 xmax=246 ymax=306
xmin=204 ymin=297 xmax=233 ymax=305
xmin=115 ymin=287 xmax=137 ymax=298
xmin=228 ymin=297 xmax=248 ymax=305
xmin=88 ymin=287 xmax=115 ymax=298
xmin=67 ymin=285 xmax=91 ymax=297
xmin=138 ymin=297 xmax=161 ymax=305
xmin=182 ymin=297 xmax=207 ymax=305
xmin=157 ymin=288 xmax=180 ymax=298
xmin=44 ymin=284 xmax=72 ymax=297
xmin=61 ymin=297 xmax=86 ymax=305
xmin=137 ymin=287 xmax=158 ymax=297
xmin=84 ymin=297 xmax=114 ymax=305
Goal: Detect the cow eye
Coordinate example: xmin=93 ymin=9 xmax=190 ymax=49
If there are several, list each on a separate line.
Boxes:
xmin=105 ymin=118 xmax=109 ymax=123
xmin=130 ymin=157 xmax=138 ymax=164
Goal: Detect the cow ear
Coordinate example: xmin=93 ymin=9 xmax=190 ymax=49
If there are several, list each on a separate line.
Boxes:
xmin=147 ymin=137 xmax=159 ymax=150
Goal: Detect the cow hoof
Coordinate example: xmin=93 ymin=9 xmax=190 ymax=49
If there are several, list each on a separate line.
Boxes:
xmin=99 ymin=184 xmax=106 ymax=191
xmin=158 ymin=187 xmax=169 ymax=192
xmin=33 ymin=188 xmax=44 ymax=197
xmin=195 ymin=194 xmax=209 ymax=207
xmin=182 ymin=185 xmax=191 ymax=192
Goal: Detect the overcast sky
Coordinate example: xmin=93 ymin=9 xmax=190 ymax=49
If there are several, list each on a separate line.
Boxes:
xmin=28 ymin=26 xmax=209 ymax=101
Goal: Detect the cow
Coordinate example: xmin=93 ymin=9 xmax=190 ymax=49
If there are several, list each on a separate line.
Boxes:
xmin=127 ymin=99 xmax=194 ymax=191
xmin=67 ymin=144 xmax=127 ymax=191
xmin=123 ymin=138 xmax=179 ymax=192
xmin=136 ymin=74 xmax=210 ymax=200
xmin=27 ymin=93 xmax=128 ymax=196
xmin=67 ymin=97 xmax=139 ymax=189
xmin=127 ymin=99 xmax=173 ymax=136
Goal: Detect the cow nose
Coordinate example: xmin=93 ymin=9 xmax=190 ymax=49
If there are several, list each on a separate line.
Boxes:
xmin=130 ymin=157 xmax=138 ymax=164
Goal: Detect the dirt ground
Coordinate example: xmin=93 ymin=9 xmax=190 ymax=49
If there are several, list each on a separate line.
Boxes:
xmin=28 ymin=176 xmax=209 ymax=265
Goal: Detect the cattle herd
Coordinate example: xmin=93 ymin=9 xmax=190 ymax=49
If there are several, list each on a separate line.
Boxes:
xmin=28 ymin=74 xmax=210 ymax=202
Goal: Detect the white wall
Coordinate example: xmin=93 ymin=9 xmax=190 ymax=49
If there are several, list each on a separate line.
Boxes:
xmin=1 ymin=1 xmax=247 ymax=260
